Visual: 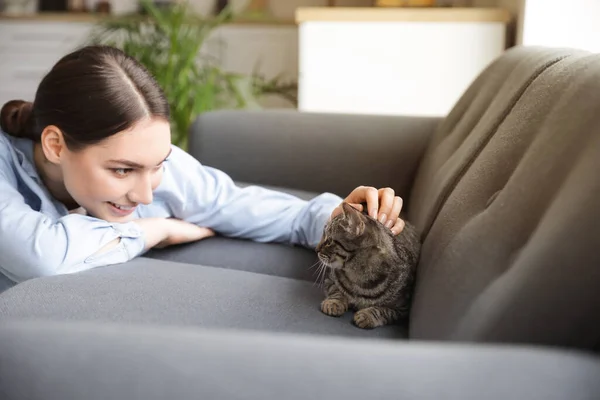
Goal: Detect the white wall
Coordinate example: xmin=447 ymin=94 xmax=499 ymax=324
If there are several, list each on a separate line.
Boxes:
xmin=474 ymin=0 xmax=600 ymax=51
xmin=521 ymin=0 xmax=600 ymax=52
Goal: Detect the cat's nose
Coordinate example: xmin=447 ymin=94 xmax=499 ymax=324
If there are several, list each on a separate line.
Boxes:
xmin=316 ymin=242 xmax=322 ymax=253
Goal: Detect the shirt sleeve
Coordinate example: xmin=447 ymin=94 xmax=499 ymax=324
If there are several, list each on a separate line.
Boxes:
xmin=0 ymin=165 xmax=146 ymax=283
xmin=152 ymin=146 xmax=343 ymax=249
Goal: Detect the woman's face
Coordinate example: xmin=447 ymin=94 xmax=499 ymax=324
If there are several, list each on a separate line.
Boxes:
xmin=59 ymin=118 xmax=172 ymax=222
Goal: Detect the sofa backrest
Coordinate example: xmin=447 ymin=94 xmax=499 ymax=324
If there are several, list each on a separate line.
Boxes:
xmin=407 ymin=46 xmax=600 ymax=350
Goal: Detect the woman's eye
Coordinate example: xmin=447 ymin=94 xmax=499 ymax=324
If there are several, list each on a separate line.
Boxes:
xmin=113 ymin=168 xmax=133 ymax=177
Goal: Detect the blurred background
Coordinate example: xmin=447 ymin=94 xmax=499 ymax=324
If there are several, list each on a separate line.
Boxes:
xmin=0 ymin=0 xmax=597 ymax=148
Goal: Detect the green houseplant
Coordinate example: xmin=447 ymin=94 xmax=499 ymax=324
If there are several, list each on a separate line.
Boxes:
xmin=88 ymin=0 xmax=297 ymax=149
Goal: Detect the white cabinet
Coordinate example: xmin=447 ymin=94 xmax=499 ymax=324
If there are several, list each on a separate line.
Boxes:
xmin=297 ymin=7 xmax=510 ymax=117
xmin=0 ymin=21 xmax=92 ymax=105
xmin=0 ymin=18 xmax=298 ymax=108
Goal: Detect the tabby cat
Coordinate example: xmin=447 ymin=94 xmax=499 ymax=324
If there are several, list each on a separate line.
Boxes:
xmin=315 ymin=202 xmax=421 ymax=329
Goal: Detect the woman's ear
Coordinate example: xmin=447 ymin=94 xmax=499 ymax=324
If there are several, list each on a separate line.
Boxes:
xmin=40 ymin=125 xmax=66 ymax=165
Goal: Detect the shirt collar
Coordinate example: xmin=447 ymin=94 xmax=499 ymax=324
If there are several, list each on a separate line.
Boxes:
xmin=8 ymin=136 xmax=41 ymax=181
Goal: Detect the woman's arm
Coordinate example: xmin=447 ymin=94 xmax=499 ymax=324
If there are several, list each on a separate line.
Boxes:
xmin=0 ymin=174 xmax=148 ymax=281
xmin=0 ymin=157 xmax=167 ymax=282
xmin=152 ymin=147 xmax=343 ymax=249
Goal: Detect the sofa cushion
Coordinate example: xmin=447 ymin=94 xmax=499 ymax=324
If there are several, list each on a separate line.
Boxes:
xmin=2 ymin=320 xmax=600 ymax=400
xmin=145 ymin=181 xmax=321 ymax=281
xmin=0 ymin=257 xmax=407 ymax=340
xmin=145 ymin=236 xmax=319 ymax=282
xmin=408 ymin=48 xmax=600 ymax=349
xmin=408 ymin=46 xmax=582 ymax=236
xmin=234 ymin=181 xmax=319 ymax=201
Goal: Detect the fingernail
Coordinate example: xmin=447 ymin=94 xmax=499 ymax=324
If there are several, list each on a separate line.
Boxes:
xmin=379 ymin=213 xmax=387 ymax=224
xmin=370 ymin=209 xmax=377 ymax=219
xmin=385 ymin=220 xmax=393 ymax=229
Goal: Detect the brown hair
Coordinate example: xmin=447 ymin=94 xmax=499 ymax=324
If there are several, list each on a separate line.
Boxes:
xmin=0 ymin=45 xmax=169 ymax=150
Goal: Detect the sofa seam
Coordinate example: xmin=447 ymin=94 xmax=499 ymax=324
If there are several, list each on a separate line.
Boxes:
xmin=420 ymin=54 xmax=573 ymax=241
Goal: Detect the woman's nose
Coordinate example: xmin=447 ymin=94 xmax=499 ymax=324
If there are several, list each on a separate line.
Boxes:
xmin=128 ymin=176 xmax=154 ymax=205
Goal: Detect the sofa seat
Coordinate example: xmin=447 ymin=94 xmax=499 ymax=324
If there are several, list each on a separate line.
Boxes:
xmin=0 ymin=257 xmax=408 ymax=340
xmin=144 ymin=182 xmax=321 ymax=282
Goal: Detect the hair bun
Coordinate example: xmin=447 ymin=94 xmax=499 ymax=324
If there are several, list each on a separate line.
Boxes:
xmin=0 ymin=100 xmax=34 ymax=137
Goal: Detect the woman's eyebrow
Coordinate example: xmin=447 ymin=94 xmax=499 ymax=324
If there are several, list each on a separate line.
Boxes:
xmin=108 ymin=149 xmax=173 ymax=168
xmin=107 ymin=159 xmax=144 ymax=168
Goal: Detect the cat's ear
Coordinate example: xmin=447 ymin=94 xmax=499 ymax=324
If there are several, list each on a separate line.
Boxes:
xmin=341 ymin=202 xmax=360 ymax=216
xmin=341 ymin=202 xmax=366 ymax=236
xmin=352 ymin=219 xmax=366 ymax=236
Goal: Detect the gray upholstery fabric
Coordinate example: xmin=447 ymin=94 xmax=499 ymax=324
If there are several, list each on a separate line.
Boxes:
xmin=408 ymin=46 xmax=600 ymax=349
xmin=2 ymin=320 xmax=600 ymax=400
xmin=2 ymin=46 xmax=600 ymax=359
xmin=190 ymin=110 xmax=440 ymax=205
xmin=408 ymin=46 xmax=582 ymax=236
xmin=145 ymin=236 xmax=319 ymax=281
xmin=0 ymin=258 xmax=407 ymax=339
xmin=0 ymin=273 xmax=15 ymax=294
xmin=145 ymin=182 xmax=320 ymax=281
xmin=235 ymin=181 xmax=319 ymax=201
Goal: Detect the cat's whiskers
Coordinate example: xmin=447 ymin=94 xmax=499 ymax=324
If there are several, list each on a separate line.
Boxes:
xmin=313 ymin=262 xmax=323 ymax=286
xmin=308 ymin=260 xmax=321 ymax=271
xmin=314 ymin=260 xmax=328 ymax=287
xmin=320 ymin=262 xmax=329 ymax=287
xmin=310 ymin=257 xmax=324 ymax=278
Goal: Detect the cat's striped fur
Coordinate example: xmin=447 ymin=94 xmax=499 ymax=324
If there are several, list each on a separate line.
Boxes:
xmin=316 ymin=202 xmax=421 ymax=329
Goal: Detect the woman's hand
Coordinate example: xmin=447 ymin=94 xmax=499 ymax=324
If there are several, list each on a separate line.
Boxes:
xmin=135 ymin=218 xmax=215 ymax=250
xmin=157 ymin=219 xmax=215 ymax=249
xmin=331 ymin=186 xmax=405 ymax=235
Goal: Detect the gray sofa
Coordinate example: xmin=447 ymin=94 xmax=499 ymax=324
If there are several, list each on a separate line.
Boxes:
xmin=1 ymin=45 xmax=600 ymax=399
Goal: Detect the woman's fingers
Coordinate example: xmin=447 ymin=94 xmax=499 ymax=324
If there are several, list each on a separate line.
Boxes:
xmin=339 ymin=186 xmax=379 ymax=218
xmin=386 ymin=196 xmax=404 ymax=229
xmin=331 ymin=186 xmax=404 ymax=231
xmin=157 ymin=221 xmax=215 ymax=248
xmin=193 ymin=227 xmax=216 ymax=240
xmin=377 ymin=187 xmax=395 ymax=225
xmin=391 ymin=217 xmax=406 ymax=235
xmin=361 ymin=186 xmax=379 ymax=219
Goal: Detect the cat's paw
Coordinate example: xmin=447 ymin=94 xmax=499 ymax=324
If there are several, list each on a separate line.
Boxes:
xmin=353 ymin=309 xmax=382 ymax=329
xmin=321 ymin=298 xmax=348 ymax=317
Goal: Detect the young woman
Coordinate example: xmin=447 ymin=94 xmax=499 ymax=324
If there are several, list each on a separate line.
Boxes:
xmin=0 ymin=45 xmax=405 ymax=290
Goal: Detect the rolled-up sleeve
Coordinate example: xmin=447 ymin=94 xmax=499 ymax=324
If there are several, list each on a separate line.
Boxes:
xmin=154 ymin=147 xmax=343 ymax=249
xmin=0 ymin=166 xmax=146 ymax=283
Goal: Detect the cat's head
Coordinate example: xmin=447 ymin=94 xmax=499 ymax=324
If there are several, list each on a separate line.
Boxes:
xmin=316 ymin=202 xmax=389 ymax=269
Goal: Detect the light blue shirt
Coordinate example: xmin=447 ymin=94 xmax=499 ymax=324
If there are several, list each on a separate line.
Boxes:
xmin=0 ymin=131 xmax=342 ymax=286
